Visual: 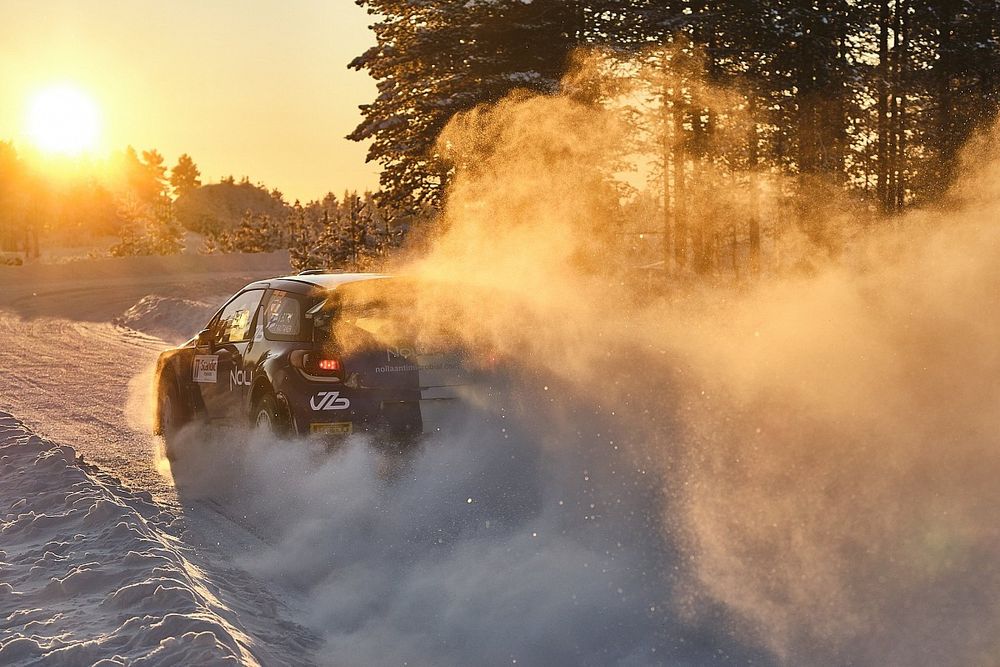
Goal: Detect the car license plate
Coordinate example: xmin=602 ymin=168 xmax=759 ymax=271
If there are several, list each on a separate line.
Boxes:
xmin=310 ymin=422 xmax=352 ymax=435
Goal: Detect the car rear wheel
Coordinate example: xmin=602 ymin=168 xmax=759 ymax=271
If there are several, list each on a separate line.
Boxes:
xmin=252 ymin=392 xmax=288 ymax=437
xmin=157 ymin=377 xmax=187 ymax=460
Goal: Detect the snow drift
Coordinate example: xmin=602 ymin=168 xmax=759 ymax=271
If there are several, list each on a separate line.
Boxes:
xmin=115 ymin=294 xmax=223 ymax=345
xmin=0 ymin=413 xmax=312 ymax=666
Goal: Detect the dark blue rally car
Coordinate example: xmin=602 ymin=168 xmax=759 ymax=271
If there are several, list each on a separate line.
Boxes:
xmin=153 ymin=271 xmax=470 ymax=456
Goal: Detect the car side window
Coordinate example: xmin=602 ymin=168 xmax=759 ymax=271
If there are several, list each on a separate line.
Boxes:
xmin=263 ymin=290 xmax=302 ymax=337
xmin=262 ymin=290 xmax=316 ymax=341
xmin=214 ymin=290 xmax=264 ymax=344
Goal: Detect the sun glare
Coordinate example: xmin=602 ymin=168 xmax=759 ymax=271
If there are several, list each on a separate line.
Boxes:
xmin=25 ymin=84 xmax=102 ymax=156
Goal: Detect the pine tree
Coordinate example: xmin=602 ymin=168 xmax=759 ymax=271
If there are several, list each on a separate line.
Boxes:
xmin=0 ymin=142 xmax=26 ymax=257
xmin=109 ymin=196 xmax=183 ymax=257
xmin=349 ymin=0 xmax=589 ymax=219
xmin=140 ymin=149 xmax=169 ymax=202
xmin=170 ymin=154 xmax=202 ymax=199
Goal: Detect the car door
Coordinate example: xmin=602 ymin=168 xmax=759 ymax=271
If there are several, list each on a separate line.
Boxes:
xmin=195 ymin=289 xmax=265 ymax=421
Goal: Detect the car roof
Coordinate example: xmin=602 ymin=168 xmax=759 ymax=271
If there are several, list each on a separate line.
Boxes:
xmin=244 ymin=272 xmax=392 ymax=294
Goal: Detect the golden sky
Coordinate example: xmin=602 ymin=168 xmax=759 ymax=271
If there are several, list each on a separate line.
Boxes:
xmin=0 ymin=0 xmax=380 ymax=201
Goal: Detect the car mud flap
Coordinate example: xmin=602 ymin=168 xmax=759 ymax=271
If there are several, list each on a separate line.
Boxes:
xmin=381 ymin=400 xmax=422 ymax=437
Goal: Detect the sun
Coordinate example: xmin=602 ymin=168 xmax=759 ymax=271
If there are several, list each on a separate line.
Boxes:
xmin=25 ymin=84 xmax=102 ymax=156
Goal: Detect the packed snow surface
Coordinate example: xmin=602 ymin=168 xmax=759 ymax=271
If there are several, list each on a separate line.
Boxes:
xmin=8 ymin=243 xmax=990 ymax=665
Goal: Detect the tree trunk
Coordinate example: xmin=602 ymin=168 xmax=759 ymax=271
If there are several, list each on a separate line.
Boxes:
xmin=747 ymin=90 xmax=761 ymax=276
xmin=672 ymin=96 xmax=687 ymax=270
xmin=661 ymin=68 xmax=673 ymax=274
xmin=877 ymin=0 xmax=890 ymax=211
xmin=894 ymin=0 xmax=908 ymax=210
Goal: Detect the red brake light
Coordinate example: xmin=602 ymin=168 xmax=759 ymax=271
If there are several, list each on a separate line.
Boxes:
xmin=290 ymin=350 xmax=343 ymax=378
xmin=317 ymin=358 xmax=341 ymax=372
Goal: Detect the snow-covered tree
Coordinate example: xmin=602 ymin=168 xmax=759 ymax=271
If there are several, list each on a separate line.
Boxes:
xmin=287 ymin=190 xmax=402 ymax=271
xmin=110 ymin=196 xmax=183 ymax=257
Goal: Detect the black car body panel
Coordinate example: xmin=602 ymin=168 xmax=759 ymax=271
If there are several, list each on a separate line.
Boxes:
xmin=155 ymin=272 xmax=468 ymax=440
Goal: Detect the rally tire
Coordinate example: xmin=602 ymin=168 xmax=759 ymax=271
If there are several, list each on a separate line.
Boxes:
xmin=157 ymin=375 xmax=188 ymax=461
xmin=252 ymin=392 xmax=289 ymax=437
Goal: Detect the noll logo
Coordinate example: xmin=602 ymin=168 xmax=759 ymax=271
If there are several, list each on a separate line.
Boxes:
xmin=229 ymin=368 xmax=252 ymax=390
xmin=387 ymin=346 xmax=417 ymax=362
xmin=387 ymin=345 xmax=432 ymax=362
xmin=311 ymin=391 xmax=350 ymax=411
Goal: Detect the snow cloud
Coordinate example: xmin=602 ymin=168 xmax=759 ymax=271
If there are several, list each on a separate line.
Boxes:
xmin=163 ymin=51 xmax=1000 ymax=665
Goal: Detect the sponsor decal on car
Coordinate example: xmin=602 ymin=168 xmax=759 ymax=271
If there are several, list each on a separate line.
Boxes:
xmin=310 ymin=391 xmax=350 ymax=410
xmin=193 ymin=355 xmax=218 ymax=383
xmin=230 ymin=368 xmax=252 ymax=391
xmin=387 ymin=346 xmax=420 ymax=362
xmin=379 ymin=345 xmax=459 ymax=373
xmin=375 ymin=363 xmax=420 ymax=373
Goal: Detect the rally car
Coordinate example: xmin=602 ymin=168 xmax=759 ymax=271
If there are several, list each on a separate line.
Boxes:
xmin=153 ymin=271 xmax=470 ymax=457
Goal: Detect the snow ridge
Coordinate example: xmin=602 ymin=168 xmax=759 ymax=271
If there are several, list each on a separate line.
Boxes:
xmin=0 ymin=413 xmax=261 ymax=666
xmin=113 ymin=294 xmax=223 ymax=345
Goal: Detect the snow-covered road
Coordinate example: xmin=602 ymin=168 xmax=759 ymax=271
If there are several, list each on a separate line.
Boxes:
xmin=0 ymin=313 xmax=171 ymax=500
xmin=0 ymin=252 xmax=289 ymax=502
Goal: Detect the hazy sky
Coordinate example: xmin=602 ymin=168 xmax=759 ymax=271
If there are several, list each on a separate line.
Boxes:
xmin=0 ymin=0 xmax=380 ymax=201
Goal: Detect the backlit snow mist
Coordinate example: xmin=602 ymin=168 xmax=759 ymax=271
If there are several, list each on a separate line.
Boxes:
xmin=170 ymin=399 xmax=741 ymax=665
xmin=164 ymin=52 xmax=1000 ymax=666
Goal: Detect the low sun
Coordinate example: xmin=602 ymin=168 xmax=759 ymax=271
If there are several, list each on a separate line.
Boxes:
xmin=25 ymin=84 xmax=102 ymax=156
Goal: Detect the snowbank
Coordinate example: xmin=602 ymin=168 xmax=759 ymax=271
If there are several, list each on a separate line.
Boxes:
xmin=0 ymin=413 xmax=265 ymax=666
xmin=114 ymin=295 xmax=223 ymax=345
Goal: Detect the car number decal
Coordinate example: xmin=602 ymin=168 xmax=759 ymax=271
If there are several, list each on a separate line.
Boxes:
xmin=193 ymin=355 xmax=218 ymax=383
xmin=310 ymin=391 xmax=350 ymax=411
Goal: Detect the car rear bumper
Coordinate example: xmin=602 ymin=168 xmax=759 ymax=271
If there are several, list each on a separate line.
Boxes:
xmin=274 ymin=360 xmax=479 ymax=440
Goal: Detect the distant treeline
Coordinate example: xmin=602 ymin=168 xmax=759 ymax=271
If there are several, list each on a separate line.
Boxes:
xmin=5 ymin=1 xmax=997 ymax=275
xmin=0 ymin=144 xmax=403 ymax=270
xmin=0 ymin=144 xmax=193 ymax=260
xmin=198 ymin=188 xmax=406 ymax=272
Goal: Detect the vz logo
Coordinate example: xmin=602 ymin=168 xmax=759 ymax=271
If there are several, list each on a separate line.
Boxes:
xmin=230 ymin=368 xmax=252 ymax=391
xmin=310 ymin=391 xmax=350 ymax=411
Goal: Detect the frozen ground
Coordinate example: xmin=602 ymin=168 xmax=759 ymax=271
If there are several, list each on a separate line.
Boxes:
xmin=0 ymin=251 xmax=289 ymax=500
xmin=4 ymin=245 xmax=988 ymax=665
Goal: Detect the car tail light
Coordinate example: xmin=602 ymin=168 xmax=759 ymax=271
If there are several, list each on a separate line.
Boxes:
xmin=290 ymin=350 xmax=343 ymax=379
xmin=317 ymin=358 xmax=341 ymax=372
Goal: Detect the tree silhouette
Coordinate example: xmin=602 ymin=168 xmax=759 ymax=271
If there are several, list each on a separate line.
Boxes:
xmin=170 ymin=153 xmax=202 ymax=199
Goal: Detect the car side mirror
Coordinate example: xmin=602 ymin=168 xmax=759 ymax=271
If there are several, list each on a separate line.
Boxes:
xmin=196 ymin=328 xmax=214 ymax=348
